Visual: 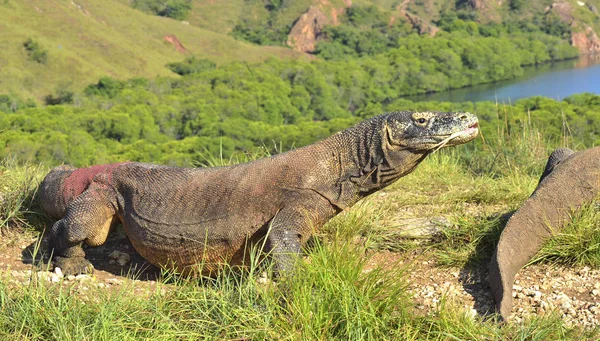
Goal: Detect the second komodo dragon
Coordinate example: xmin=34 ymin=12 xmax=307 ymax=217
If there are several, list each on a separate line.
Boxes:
xmin=39 ymin=111 xmax=479 ymax=276
xmin=489 ymin=146 xmax=600 ymax=320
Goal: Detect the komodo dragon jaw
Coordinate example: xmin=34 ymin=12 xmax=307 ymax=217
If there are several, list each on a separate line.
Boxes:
xmin=41 ymin=110 xmax=479 ymax=278
xmin=489 ymin=147 xmax=600 ymax=321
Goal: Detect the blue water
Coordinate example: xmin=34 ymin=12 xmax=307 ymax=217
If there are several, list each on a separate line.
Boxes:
xmin=405 ymin=55 xmax=600 ymax=103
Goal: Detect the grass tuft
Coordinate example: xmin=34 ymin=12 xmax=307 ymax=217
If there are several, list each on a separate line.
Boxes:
xmin=530 ymin=199 xmax=600 ymax=267
xmin=0 ymin=161 xmax=48 ymax=233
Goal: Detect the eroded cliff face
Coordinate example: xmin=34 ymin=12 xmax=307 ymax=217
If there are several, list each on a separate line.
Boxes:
xmin=572 ymin=26 xmax=600 ymax=53
xmin=547 ymin=1 xmax=600 ymax=54
xmin=286 ymin=6 xmax=330 ymax=52
xmin=286 ymin=0 xmax=351 ymax=53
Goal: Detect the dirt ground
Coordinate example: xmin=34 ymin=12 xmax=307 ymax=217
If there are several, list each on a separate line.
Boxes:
xmin=4 ymin=228 xmax=600 ymax=329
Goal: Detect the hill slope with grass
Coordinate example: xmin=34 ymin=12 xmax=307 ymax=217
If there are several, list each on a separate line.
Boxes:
xmin=0 ymin=0 xmax=307 ymax=101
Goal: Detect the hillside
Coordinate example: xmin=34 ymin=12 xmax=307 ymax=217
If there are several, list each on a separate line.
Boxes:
xmin=0 ymin=0 xmax=308 ymax=101
xmin=2 ymin=0 xmax=599 ymax=101
xmin=1 ymin=1 xmax=600 ymax=339
xmin=180 ymin=0 xmax=600 ymax=55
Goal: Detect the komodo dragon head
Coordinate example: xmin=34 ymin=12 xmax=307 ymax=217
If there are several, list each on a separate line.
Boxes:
xmin=385 ymin=111 xmax=479 ymax=151
xmin=330 ymin=111 xmax=479 ymax=206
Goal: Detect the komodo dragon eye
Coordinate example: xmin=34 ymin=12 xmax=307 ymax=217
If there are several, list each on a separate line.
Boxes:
xmin=416 ymin=118 xmax=427 ymax=124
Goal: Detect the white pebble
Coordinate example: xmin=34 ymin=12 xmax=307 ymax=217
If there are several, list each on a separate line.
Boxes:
xmin=54 ymin=267 xmax=64 ymax=279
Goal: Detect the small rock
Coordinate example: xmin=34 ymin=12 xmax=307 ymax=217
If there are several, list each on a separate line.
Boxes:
xmin=106 ymin=278 xmax=123 ymax=285
xmin=109 ymin=250 xmax=131 ymax=266
xmin=108 ymin=250 xmax=124 ymax=259
xmin=117 ymin=254 xmax=130 ymax=267
xmin=36 ymin=271 xmax=50 ymax=281
xmin=393 ymin=216 xmax=451 ymax=238
xmin=54 ymin=267 xmax=64 ymax=279
xmin=257 ymin=277 xmax=271 ymax=285
xmin=75 ymin=274 xmax=91 ymax=281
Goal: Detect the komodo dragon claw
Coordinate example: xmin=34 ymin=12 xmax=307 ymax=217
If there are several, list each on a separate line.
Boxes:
xmin=53 ymin=256 xmax=94 ymax=276
xmin=489 ymin=147 xmax=600 ymax=321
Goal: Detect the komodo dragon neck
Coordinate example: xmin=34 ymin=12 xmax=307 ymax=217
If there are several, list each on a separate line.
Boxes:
xmin=281 ymin=114 xmax=429 ymax=210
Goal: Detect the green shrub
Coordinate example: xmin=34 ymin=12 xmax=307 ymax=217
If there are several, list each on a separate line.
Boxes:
xmin=0 ymin=95 xmax=36 ymax=113
xmin=22 ymin=38 xmax=48 ymax=64
xmin=132 ymin=0 xmax=192 ymax=20
xmin=84 ymin=77 xmax=125 ymax=98
xmin=44 ymin=88 xmax=74 ymax=105
xmin=166 ymin=57 xmax=217 ymax=76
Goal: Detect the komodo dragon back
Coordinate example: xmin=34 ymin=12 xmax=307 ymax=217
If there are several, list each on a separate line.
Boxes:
xmin=489 ymin=146 xmax=600 ymax=321
xmin=41 ymin=111 xmax=479 ymax=276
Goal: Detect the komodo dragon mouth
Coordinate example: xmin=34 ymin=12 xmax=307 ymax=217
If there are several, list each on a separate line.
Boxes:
xmin=437 ymin=121 xmax=479 ymax=140
xmin=429 ymin=122 xmax=479 ymax=152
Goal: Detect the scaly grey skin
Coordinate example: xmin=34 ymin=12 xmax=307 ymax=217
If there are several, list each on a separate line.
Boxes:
xmin=42 ymin=111 xmax=479 ymax=276
xmin=489 ymin=146 xmax=600 ymax=321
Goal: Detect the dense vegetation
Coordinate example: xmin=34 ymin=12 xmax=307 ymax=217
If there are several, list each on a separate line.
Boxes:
xmin=226 ymin=2 xmax=579 ymax=103
xmin=231 ymin=2 xmax=578 ymax=63
xmin=314 ymin=6 xmax=574 ymax=61
xmin=0 ymin=57 xmax=598 ymax=167
xmin=0 ymin=1 xmax=593 ymax=168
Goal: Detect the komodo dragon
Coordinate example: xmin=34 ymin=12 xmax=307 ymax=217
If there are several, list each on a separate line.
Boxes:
xmin=39 ymin=111 xmax=479 ymax=276
xmin=489 ymin=146 xmax=600 ymax=320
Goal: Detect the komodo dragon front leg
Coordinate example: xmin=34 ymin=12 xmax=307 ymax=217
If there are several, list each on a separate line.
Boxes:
xmin=266 ymin=197 xmax=338 ymax=276
xmin=49 ymin=182 xmax=120 ymax=275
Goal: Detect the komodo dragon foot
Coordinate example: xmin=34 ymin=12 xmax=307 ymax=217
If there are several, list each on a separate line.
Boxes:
xmin=489 ymin=147 xmax=600 ymax=321
xmin=52 ymin=256 xmax=94 ymax=276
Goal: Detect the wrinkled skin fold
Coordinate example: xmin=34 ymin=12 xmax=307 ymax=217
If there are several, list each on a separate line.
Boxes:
xmin=489 ymin=147 xmax=600 ymax=320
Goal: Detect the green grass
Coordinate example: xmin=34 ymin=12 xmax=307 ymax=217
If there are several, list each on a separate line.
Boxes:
xmin=0 ymin=238 xmax=596 ymax=340
xmin=0 ymin=161 xmax=48 ymax=233
xmin=531 ymin=199 xmax=600 ymax=267
xmin=1 ymin=126 xmax=600 ymax=339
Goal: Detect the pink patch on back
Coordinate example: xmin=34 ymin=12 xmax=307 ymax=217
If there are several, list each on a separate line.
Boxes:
xmin=62 ymin=162 xmax=129 ymax=202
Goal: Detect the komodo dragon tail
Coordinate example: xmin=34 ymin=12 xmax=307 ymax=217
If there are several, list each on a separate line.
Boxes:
xmin=489 ymin=147 xmax=600 ymax=320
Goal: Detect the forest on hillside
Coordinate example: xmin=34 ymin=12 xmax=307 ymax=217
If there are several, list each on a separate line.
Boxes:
xmin=1 ymin=60 xmax=599 ymax=167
